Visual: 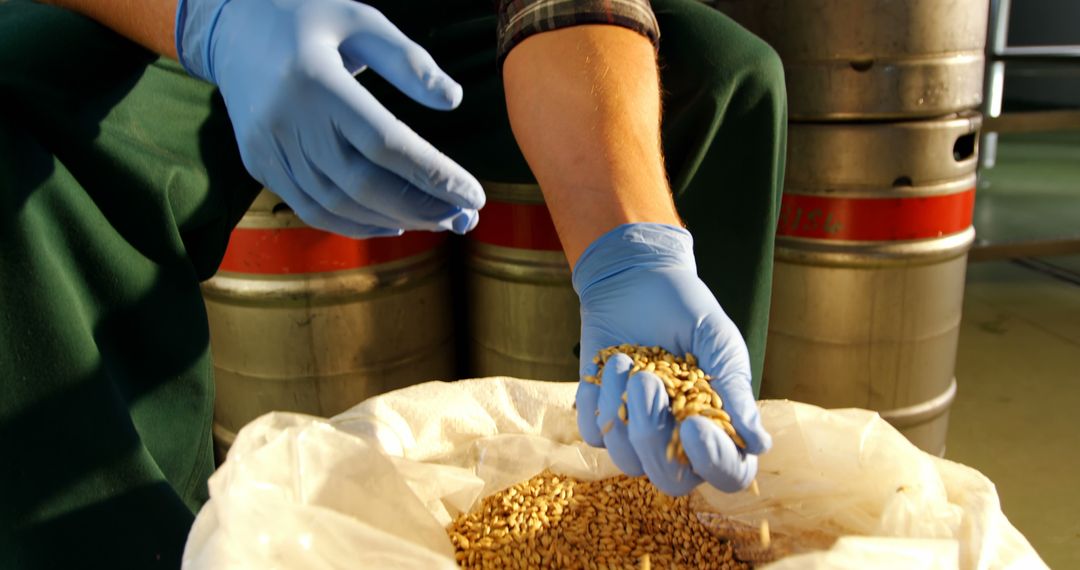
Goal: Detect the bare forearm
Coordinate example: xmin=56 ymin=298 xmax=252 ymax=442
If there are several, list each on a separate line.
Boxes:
xmin=502 ymin=25 xmax=681 ymax=267
xmin=39 ymin=0 xmax=177 ymax=58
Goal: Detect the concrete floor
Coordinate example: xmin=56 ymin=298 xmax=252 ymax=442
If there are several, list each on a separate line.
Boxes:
xmin=945 ymin=131 xmax=1080 ymax=568
xmin=947 ymin=258 xmax=1080 ymax=569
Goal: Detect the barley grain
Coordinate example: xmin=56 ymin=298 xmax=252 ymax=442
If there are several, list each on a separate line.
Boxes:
xmin=586 ymin=345 xmax=747 ymax=466
xmin=447 ymin=471 xmax=753 ymax=569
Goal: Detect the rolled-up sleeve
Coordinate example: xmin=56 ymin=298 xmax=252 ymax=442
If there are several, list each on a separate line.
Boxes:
xmin=497 ymin=0 xmax=660 ymax=68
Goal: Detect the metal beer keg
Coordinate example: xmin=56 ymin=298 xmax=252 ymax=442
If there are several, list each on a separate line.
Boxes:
xmin=762 ymin=113 xmax=982 ymax=455
xmin=202 ymin=190 xmax=454 ymax=458
xmin=465 ymin=182 xmax=580 ymax=381
xmin=715 ymin=0 xmax=989 ymax=120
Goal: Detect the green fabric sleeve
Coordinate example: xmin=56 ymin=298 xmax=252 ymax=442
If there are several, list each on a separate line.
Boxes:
xmin=0 ymin=2 xmax=259 ymax=567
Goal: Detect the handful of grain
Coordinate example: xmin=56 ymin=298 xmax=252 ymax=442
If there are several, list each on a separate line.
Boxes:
xmin=584 ymin=344 xmax=746 ymax=464
xmin=446 ymin=471 xmax=754 ymax=569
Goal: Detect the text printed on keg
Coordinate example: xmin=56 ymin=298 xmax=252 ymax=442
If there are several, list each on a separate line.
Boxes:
xmin=779 ymin=205 xmax=844 ymax=236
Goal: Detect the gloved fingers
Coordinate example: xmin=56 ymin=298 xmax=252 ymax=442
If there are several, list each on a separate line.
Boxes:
xmin=695 ymin=317 xmax=772 ymax=455
xmin=626 ymin=371 xmax=702 ymax=496
xmin=269 ymin=177 xmax=403 ymax=239
xmin=580 ymin=355 xmax=599 ymax=384
xmin=679 ymin=416 xmax=757 ymax=493
xmin=577 ymin=326 xmax=607 ymax=381
xmin=323 ymin=72 xmax=485 ymax=211
xmin=315 ymin=139 xmax=478 ymax=234
xmin=710 ymin=372 xmax=771 ymax=455
xmin=574 ymin=342 xmax=604 ymax=445
xmin=575 ymin=381 xmax=603 ymax=448
xmin=286 ymin=139 xmax=414 ymax=230
xmin=338 ymin=5 xmax=463 ymax=111
xmin=597 ymin=353 xmax=644 ymax=477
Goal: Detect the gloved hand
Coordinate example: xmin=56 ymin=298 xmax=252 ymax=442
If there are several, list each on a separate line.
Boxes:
xmin=175 ymin=0 xmax=484 ymax=237
xmin=573 ymin=223 xmax=772 ymax=496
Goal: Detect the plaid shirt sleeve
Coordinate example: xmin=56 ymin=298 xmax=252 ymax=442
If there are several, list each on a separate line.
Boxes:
xmin=497 ymin=0 xmax=660 ymax=68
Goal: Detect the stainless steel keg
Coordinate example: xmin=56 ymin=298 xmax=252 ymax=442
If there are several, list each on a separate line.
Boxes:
xmin=715 ymin=0 xmax=989 ymax=120
xmin=466 ymin=182 xmax=580 ymax=381
xmin=202 ymin=190 xmax=455 ymax=458
xmin=763 ymin=113 xmax=982 ymax=455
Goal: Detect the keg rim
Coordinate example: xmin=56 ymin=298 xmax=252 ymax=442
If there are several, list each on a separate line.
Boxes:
xmin=775 ymin=226 xmax=975 ymax=267
xmin=479 ymin=181 xmax=545 ymax=205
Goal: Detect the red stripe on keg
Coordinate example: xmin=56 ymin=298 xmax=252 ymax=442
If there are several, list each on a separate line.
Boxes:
xmin=471 ymin=201 xmax=564 ymax=251
xmin=776 ymin=189 xmax=975 ymax=241
xmin=219 ymin=228 xmax=444 ymax=274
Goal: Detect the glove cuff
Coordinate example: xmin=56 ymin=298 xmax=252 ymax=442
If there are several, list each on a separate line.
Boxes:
xmin=572 ymin=223 xmax=696 ymax=296
xmin=175 ymin=0 xmax=232 ymax=81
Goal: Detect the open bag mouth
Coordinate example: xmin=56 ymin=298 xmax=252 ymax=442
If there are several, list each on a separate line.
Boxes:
xmin=182 ymin=378 xmax=1045 ymax=570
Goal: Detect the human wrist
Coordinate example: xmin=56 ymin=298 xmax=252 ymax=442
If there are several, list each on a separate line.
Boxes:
xmin=552 ymin=200 xmax=681 ymax=268
xmin=571 ymin=223 xmax=696 ymax=296
xmin=175 ymin=0 xmax=229 ymax=80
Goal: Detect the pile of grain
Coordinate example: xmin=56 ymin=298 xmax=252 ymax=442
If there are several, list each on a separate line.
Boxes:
xmin=584 ymin=344 xmax=746 ymax=464
xmin=447 ymin=471 xmax=755 ymax=569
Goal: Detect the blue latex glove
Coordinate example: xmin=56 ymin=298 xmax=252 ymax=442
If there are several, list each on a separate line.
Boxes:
xmin=573 ymin=223 xmax=772 ymax=496
xmin=175 ymin=0 xmax=485 ymax=237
